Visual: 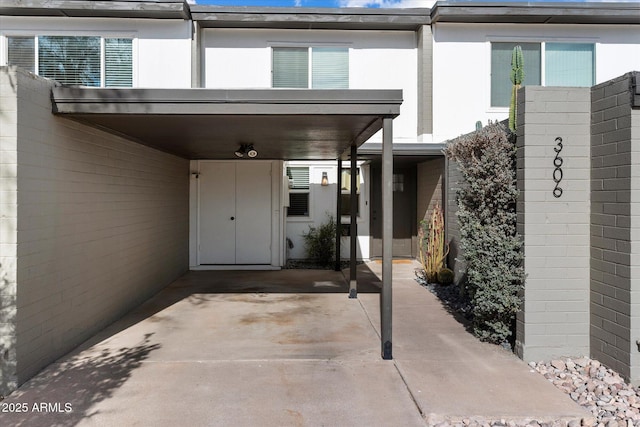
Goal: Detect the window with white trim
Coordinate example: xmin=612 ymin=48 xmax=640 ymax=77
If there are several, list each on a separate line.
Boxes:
xmin=272 ymin=47 xmax=348 ymax=89
xmin=491 ymin=42 xmax=594 ymax=107
xmin=340 ymin=168 xmax=360 ymax=217
xmin=286 ymin=166 xmax=310 ymax=217
xmin=6 ymin=35 xmax=133 ymax=87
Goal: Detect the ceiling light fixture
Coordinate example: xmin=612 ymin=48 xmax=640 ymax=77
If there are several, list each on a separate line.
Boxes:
xmin=234 ymin=144 xmax=258 ymax=158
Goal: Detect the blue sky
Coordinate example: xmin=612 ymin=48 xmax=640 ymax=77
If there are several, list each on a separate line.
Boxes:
xmin=194 ymin=0 xmax=639 ymax=7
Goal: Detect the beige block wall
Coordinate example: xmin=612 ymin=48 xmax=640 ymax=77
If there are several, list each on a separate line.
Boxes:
xmin=416 ymin=157 xmax=443 ymax=259
xmin=1 ymin=67 xmax=189 ymax=394
xmin=0 ymin=67 xmax=19 ymax=393
xmin=515 ymin=86 xmax=591 ymax=361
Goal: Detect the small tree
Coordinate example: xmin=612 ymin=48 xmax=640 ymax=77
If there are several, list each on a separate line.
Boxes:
xmin=444 ymin=123 xmax=524 ymax=344
xmin=302 ymin=214 xmax=336 ymax=267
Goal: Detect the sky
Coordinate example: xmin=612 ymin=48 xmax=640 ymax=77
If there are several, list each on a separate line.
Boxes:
xmin=193 ymin=0 xmax=639 ymax=7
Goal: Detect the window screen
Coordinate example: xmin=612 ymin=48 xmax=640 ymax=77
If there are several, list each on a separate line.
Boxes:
xmin=105 ymin=38 xmax=133 ymax=87
xmin=312 ymin=48 xmax=348 ymax=89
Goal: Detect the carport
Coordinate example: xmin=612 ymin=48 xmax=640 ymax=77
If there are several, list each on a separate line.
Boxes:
xmin=51 ymin=87 xmax=401 ymax=359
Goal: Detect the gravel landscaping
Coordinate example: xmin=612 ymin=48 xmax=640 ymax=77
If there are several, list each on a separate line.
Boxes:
xmin=418 ymin=278 xmax=640 ymax=427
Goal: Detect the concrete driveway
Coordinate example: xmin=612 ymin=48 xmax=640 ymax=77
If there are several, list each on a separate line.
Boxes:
xmin=0 ymin=262 xmax=587 ymax=426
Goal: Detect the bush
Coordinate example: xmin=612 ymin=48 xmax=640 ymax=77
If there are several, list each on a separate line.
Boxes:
xmin=444 ymin=123 xmax=524 ymax=345
xmin=302 ymin=214 xmax=336 ymax=267
xmin=437 ymin=268 xmax=454 ymax=285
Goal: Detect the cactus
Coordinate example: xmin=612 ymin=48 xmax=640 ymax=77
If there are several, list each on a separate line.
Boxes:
xmin=419 ymin=204 xmax=449 ymax=283
xmin=508 ymin=45 xmax=524 ymax=132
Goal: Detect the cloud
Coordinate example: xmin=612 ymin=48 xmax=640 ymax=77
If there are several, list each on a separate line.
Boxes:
xmin=294 ymin=0 xmax=302 ymax=5
xmin=338 ymin=0 xmax=435 ymax=7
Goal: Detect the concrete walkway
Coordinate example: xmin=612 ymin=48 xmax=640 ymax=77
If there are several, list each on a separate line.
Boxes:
xmin=0 ymin=262 xmax=587 ymax=426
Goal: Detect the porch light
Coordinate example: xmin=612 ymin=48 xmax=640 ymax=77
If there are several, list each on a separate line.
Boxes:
xmin=234 ymin=144 xmax=258 ymax=158
xmin=321 ymin=172 xmax=329 ymax=186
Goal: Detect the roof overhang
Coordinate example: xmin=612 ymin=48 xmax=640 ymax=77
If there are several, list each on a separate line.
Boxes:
xmin=190 ymin=6 xmax=430 ymax=30
xmin=431 ymin=2 xmax=640 ymax=25
xmin=0 ymin=0 xmax=190 ymax=19
xmin=51 ymin=88 xmax=402 ymax=160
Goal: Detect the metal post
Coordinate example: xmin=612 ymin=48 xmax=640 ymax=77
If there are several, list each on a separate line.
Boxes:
xmin=335 ymin=159 xmax=342 ymax=272
xmin=349 ymin=145 xmax=357 ymax=299
xmin=381 ymin=118 xmax=393 ymax=360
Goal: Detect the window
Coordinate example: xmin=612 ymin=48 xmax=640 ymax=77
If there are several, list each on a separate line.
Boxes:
xmin=286 ymin=167 xmax=310 ymax=217
xmin=545 ymin=43 xmax=594 ymax=87
xmin=491 ymin=42 xmax=541 ymax=108
xmin=7 ymin=35 xmax=133 ymax=87
xmin=340 ymin=168 xmax=360 ymax=217
xmin=491 ymin=42 xmax=594 ymax=107
xmin=272 ymin=47 xmax=348 ymax=89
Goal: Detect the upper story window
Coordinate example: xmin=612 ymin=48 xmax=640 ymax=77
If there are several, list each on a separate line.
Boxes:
xmin=6 ymin=35 xmax=133 ymax=87
xmin=272 ymin=47 xmax=349 ymax=89
xmin=491 ymin=41 xmax=594 ymax=107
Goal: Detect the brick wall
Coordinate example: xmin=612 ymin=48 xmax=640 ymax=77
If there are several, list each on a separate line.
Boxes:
xmin=515 ymin=86 xmax=591 ymax=361
xmin=0 ymin=67 xmax=190 ymax=394
xmin=590 ymin=72 xmax=639 ymax=381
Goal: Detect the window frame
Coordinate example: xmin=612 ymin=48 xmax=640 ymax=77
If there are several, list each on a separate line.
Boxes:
xmin=271 ymin=45 xmax=350 ymax=89
xmin=286 ymin=166 xmax=311 ymax=219
xmin=3 ymin=32 xmax=136 ymax=88
xmin=488 ymin=39 xmax=597 ymax=110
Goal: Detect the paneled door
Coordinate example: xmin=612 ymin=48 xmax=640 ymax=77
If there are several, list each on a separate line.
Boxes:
xmin=198 ymin=161 xmax=272 ymax=264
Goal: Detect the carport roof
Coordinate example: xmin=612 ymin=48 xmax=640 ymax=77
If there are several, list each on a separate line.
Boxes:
xmin=51 ymin=87 xmax=402 ymax=160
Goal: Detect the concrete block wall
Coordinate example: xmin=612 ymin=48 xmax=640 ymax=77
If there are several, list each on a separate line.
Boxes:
xmin=417 ymin=157 xmax=443 ymax=256
xmin=0 ymin=67 xmax=190 ymax=394
xmin=515 ymin=86 xmax=591 ymax=362
xmin=445 ymin=158 xmax=465 ymax=285
xmin=590 ymin=72 xmax=639 ymax=381
xmin=0 ymin=67 xmax=19 ymax=393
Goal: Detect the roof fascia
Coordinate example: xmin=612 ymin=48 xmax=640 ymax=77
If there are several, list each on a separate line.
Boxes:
xmin=51 ymin=87 xmax=403 ymax=117
xmin=430 ymin=1 xmax=640 ymax=25
xmin=191 ymin=6 xmax=430 ymax=31
xmin=0 ymin=0 xmax=190 ymax=19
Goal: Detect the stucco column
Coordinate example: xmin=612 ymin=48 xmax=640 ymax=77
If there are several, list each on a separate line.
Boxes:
xmin=349 ymin=145 xmax=358 ymax=298
xmin=381 ymin=117 xmax=393 ymax=359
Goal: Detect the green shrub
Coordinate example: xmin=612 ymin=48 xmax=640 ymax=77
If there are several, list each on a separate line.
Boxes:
xmin=444 ymin=123 xmax=524 ymax=345
xmin=302 ymin=214 xmax=336 ymax=267
xmin=437 ymin=268 xmax=454 ymax=285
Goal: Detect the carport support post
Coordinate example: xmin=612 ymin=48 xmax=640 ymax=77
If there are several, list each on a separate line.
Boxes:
xmin=349 ymin=144 xmax=358 ymax=299
xmin=381 ymin=117 xmax=393 ymax=360
xmin=335 ymin=160 xmax=342 ymax=272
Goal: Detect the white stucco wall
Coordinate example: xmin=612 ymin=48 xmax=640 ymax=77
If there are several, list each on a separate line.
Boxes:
xmin=202 ymin=28 xmax=418 ymax=143
xmin=0 ymin=16 xmax=192 ymax=88
xmin=284 ymin=161 xmax=370 ymax=261
xmin=432 ymin=23 xmax=640 ymax=143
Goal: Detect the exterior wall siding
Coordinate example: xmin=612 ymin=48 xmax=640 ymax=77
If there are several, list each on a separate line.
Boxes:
xmin=590 ymin=72 xmax=638 ymax=381
xmin=0 ymin=17 xmax=193 ymax=89
xmin=0 ymin=66 xmax=20 ymax=394
xmin=445 ymin=158 xmax=465 ymax=285
xmin=432 ymin=23 xmax=640 ymax=143
xmin=0 ymin=67 xmax=190 ymax=394
xmin=202 ymin=28 xmax=418 ymax=144
xmin=515 ymin=86 xmax=591 ymax=361
xmin=417 ymin=157 xmax=443 ymax=255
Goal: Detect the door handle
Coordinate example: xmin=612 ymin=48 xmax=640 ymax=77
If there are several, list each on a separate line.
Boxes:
xmin=230 ymin=216 xmax=235 ymax=220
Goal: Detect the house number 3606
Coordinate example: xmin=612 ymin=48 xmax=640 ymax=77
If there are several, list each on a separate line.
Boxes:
xmin=552 ymin=137 xmax=563 ymax=198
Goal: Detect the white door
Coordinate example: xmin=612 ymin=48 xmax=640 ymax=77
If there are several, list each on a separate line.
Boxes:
xmin=199 ymin=161 xmax=272 ymax=265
